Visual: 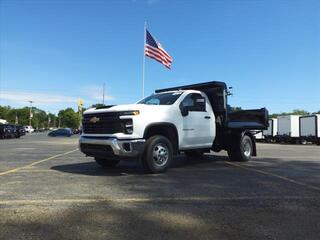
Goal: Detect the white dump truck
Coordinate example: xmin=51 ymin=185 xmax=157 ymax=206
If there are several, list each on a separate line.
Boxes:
xmin=79 ymin=81 xmax=268 ymax=173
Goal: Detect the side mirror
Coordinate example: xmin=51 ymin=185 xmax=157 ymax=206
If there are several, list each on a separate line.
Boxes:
xmin=181 ymin=106 xmax=189 ymax=117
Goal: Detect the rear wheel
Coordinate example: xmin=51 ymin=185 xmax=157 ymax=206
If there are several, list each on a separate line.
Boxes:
xmin=228 ymin=135 xmax=253 ymax=162
xmin=142 ymin=135 xmax=173 ymax=174
xmin=94 ymin=157 xmax=120 ymax=168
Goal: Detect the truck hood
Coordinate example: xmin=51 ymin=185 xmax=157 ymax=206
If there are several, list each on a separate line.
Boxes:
xmin=84 ymin=104 xmax=170 ymax=114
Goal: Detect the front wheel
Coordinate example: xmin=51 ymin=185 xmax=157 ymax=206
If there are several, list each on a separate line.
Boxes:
xmin=94 ymin=157 xmax=120 ymax=168
xmin=142 ymin=135 xmax=173 ymax=174
xmin=228 ymin=135 xmax=253 ymax=162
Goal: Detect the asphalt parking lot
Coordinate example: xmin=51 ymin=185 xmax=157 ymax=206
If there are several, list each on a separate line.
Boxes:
xmin=1 ymin=133 xmax=320 ymax=240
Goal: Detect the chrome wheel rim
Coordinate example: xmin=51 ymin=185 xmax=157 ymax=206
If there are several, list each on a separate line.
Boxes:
xmin=152 ymin=143 xmax=169 ymax=167
xmin=243 ymin=138 xmax=252 ymax=157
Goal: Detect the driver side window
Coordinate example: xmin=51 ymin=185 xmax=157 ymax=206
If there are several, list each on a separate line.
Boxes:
xmin=181 ymin=93 xmax=206 ymax=112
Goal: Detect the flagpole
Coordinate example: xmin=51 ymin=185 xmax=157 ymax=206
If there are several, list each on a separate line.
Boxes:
xmin=142 ymin=21 xmax=147 ymax=98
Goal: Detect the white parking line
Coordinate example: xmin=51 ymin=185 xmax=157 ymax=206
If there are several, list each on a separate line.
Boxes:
xmin=0 ymin=149 xmax=78 ymax=177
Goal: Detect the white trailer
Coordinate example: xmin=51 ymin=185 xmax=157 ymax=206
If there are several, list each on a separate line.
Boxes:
xmin=277 ymin=115 xmax=300 ymax=143
xmin=253 ymin=131 xmax=264 ymax=140
xmin=263 ymin=118 xmax=277 ymax=142
xmin=299 ymin=115 xmax=320 ymax=145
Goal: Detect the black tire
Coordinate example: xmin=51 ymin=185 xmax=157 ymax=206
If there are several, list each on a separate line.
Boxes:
xmin=142 ymin=135 xmax=173 ymax=174
xmin=184 ymin=150 xmax=204 ymax=159
xmin=300 ymin=139 xmax=307 ymax=145
xmin=94 ymin=157 xmax=120 ymax=168
xmin=227 ymin=135 xmax=253 ymax=162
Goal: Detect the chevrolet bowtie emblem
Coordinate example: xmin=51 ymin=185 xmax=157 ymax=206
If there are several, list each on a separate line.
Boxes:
xmin=90 ymin=116 xmax=100 ymax=123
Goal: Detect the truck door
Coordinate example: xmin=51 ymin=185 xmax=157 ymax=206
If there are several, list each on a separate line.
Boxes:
xmin=179 ymin=93 xmax=215 ymax=149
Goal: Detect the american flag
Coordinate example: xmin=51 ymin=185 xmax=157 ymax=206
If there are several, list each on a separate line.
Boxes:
xmin=145 ymin=29 xmax=173 ymax=69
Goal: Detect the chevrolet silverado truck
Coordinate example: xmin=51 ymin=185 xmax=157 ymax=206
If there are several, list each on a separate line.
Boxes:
xmin=79 ymin=81 xmax=268 ymax=173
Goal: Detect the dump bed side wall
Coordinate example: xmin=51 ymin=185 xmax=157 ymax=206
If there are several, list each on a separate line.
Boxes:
xmin=227 ymin=108 xmax=269 ymax=130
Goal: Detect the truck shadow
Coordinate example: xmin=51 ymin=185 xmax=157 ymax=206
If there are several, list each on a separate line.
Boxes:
xmin=51 ymin=154 xmax=228 ymax=176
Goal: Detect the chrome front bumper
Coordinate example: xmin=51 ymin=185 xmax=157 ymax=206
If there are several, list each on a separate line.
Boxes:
xmin=79 ymin=136 xmax=146 ymax=158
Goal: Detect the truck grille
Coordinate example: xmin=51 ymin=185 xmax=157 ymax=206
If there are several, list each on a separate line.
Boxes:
xmin=82 ymin=112 xmax=131 ymax=134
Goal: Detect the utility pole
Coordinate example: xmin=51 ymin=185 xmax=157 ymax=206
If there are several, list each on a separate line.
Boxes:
xmin=28 ymin=101 xmax=33 ymax=126
xmin=15 ymin=112 xmax=18 ymax=125
xmin=102 ymin=82 xmax=105 ymax=105
xmin=77 ymin=99 xmax=83 ymax=130
xmin=47 ymin=111 xmax=51 ymax=129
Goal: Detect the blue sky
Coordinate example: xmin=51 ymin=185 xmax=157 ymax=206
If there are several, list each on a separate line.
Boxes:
xmin=0 ymin=0 xmax=319 ymax=114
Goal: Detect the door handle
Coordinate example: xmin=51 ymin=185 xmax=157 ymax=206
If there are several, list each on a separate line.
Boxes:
xmin=204 ymin=116 xmax=211 ymax=119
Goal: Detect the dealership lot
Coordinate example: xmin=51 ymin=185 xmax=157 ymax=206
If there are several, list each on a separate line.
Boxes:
xmin=0 ymin=133 xmax=320 ymax=240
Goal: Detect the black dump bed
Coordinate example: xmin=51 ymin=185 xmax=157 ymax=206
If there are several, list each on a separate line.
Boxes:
xmin=156 ymin=81 xmax=268 ymax=130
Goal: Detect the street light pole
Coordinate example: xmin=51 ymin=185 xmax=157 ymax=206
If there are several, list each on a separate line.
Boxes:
xmin=28 ymin=101 xmax=34 ymax=126
xmin=47 ymin=111 xmax=50 ymax=129
xmin=102 ymin=82 xmax=105 ymax=105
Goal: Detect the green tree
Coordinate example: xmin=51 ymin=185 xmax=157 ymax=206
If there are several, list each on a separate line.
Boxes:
xmin=230 ymin=106 xmax=242 ymax=111
xmin=58 ymin=108 xmax=80 ymax=129
xmin=269 ymin=109 xmax=310 ymax=119
xmin=31 ymin=108 xmax=47 ymax=129
xmin=291 ymin=109 xmax=309 ymax=116
xmin=0 ymin=105 xmax=60 ymax=128
xmin=91 ymin=103 xmax=106 ymax=109
xmin=47 ymin=113 xmax=57 ymax=128
xmin=5 ymin=107 xmax=30 ymax=125
xmin=0 ymin=106 xmax=10 ymax=119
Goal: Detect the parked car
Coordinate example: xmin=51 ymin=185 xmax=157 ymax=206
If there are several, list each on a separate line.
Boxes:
xmin=0 ymin=124 xmax=27 ymax=139
xmin=0 ymin=124 xmax=17 ymax=139
xmin=73 ymin=128 xmax=82 ymax=134
xmin=9 ymin=125 xmax=18 ymax=138
xmin=48 ymin=128 xmax=73 ymax=137
xmin=0 ymin=124 xmax=10 ymax=139
xmin=24 ymin=125 xmax=34 ymax=133
xmin=16 ymin=125 xmax=26 ymax=138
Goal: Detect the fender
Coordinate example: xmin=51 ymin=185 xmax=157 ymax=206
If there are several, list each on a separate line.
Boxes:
xmin=143 ymin=122 xmax=179 ymax=154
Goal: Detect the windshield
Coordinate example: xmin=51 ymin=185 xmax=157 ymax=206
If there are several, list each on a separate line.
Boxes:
xmin=137 ymin=92 xmax=182 ymax=105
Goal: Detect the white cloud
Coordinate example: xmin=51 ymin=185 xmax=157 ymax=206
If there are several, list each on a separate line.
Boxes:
xmin=0 ymin=86 xmax=115 ymax=113
xmin=0 ymin=90 xmax=77 ymax=105
xmin=81 ymin=85 xmax=114 ymax=102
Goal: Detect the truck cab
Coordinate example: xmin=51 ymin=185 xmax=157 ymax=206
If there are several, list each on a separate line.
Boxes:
xmin=79 ymin=81 xmax=268 ymax=173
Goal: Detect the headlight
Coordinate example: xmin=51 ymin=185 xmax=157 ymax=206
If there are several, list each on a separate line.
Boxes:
xmin=121 ymin=110 xmax=140 ymax=116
